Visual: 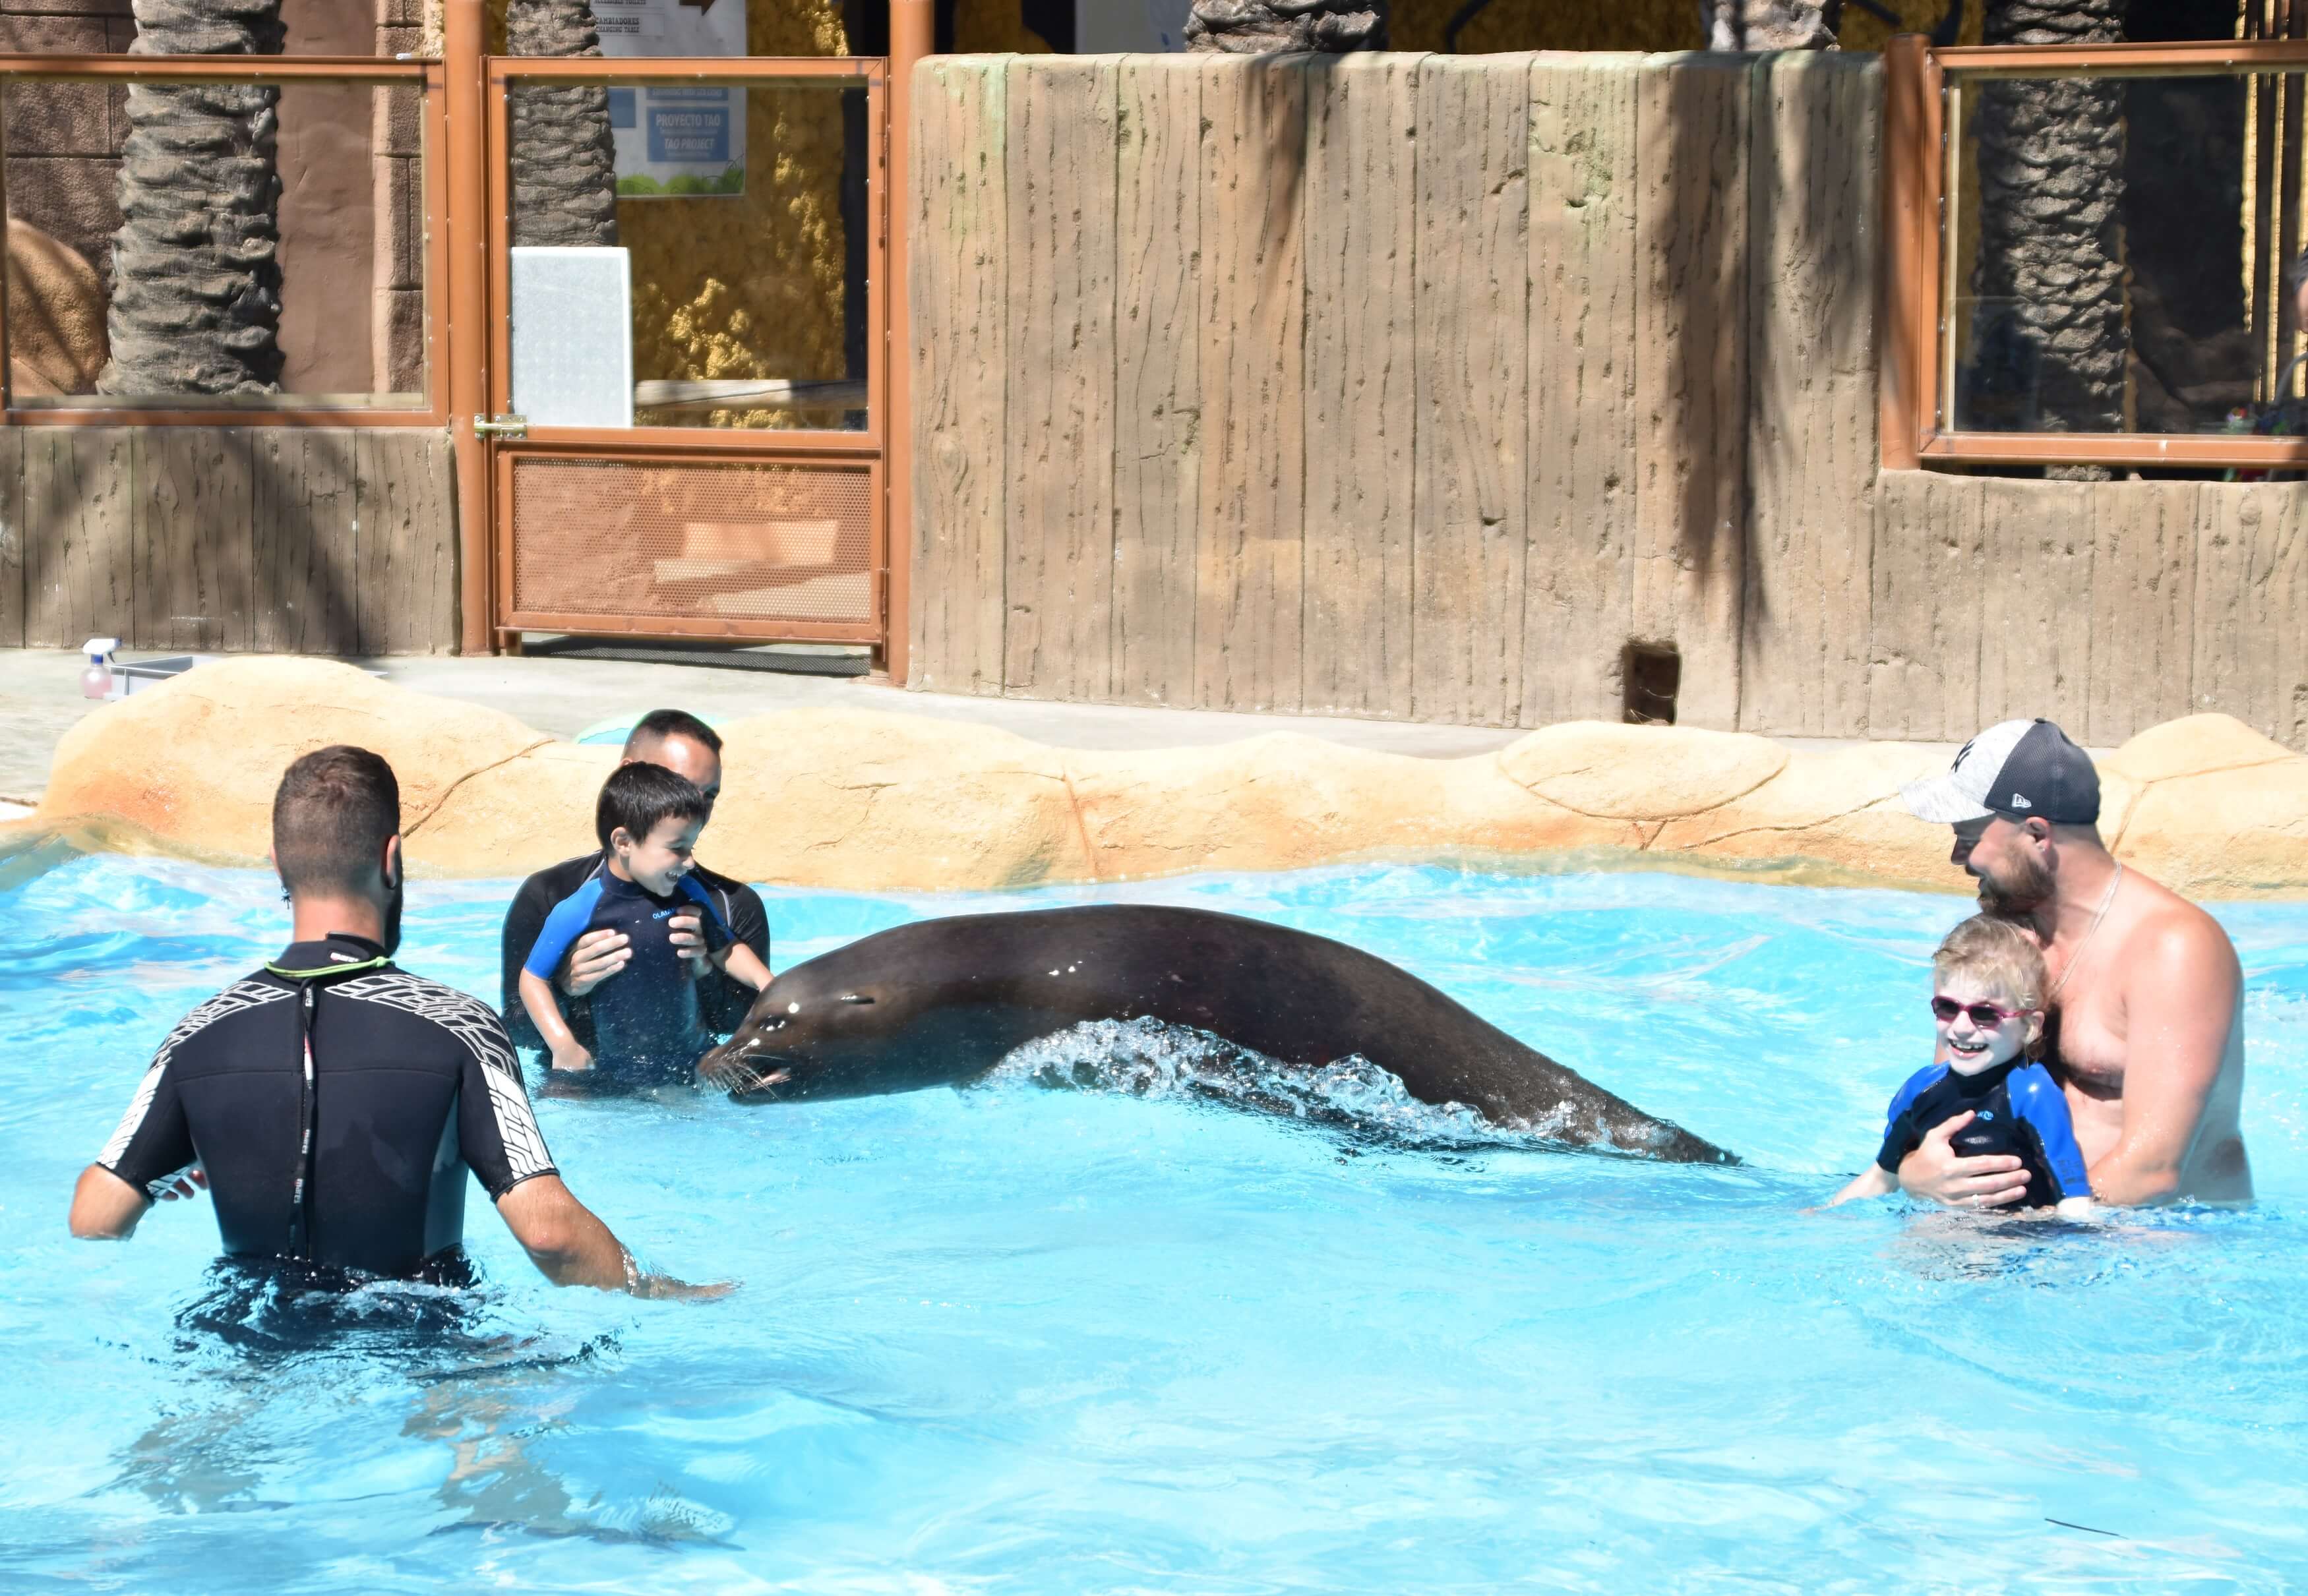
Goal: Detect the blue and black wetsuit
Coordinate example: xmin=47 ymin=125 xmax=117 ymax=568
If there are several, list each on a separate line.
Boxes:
xmin=1875 ymin=1057 xmax=2092 ymax=1205
xmin=94 ymin=933 xmax=557 ymax=1284
xmin=522 ymin=864 xmax=734 ymax=1079
xmin=501 ymin=852 xmax=768 ymax=1061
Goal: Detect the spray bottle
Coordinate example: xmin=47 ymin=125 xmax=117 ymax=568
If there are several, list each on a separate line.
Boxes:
xmin=81 ymin=637 xmax=119 ymax=700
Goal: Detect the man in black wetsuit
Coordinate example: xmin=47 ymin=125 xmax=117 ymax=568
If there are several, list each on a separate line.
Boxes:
xmin=499 ymin=709 xmax=770 ymax=1065
xmin=67 ymin=746 xmax=721 ymax=1299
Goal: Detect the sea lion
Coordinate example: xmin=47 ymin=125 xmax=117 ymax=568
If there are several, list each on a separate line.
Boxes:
xmin=698 ymin=904 xmax=1734 ymax=1163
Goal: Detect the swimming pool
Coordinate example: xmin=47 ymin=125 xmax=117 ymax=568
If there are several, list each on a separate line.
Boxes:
xmin=4 ymin=855 xmax=2303 ymax=1591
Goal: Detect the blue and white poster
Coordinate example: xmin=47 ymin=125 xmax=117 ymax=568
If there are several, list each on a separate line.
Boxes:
xmin=594 ymin=0 xmax=748 ymax=198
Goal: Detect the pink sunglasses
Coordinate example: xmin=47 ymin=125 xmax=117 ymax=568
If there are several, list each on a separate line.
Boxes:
xmin=1930 ymin=996 xmax=2026 ymax=1027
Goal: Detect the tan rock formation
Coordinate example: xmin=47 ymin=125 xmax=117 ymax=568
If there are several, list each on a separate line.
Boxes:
xmin=703 ymin=710 xmax=1091 ymax=891
xmin=5 ymin=216 xmax=107 ymax=398
xmin=1499 ymin=723 xmax=1788 ymax=819
xmin=13 ymin=661 xmax=2308 ymax=899
xmin=31 ymin=658 xmax=548 ymax=868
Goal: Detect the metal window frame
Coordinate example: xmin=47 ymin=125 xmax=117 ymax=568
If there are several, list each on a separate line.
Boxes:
xmin=1883 ymin=34 xmax=2308 ymax=471
xmin=480 ymin=56 xmax=891 ymax=652
xmin=0 ymin=53 xmax=450 ymax=429
xmin=480 ymin=55 xmax=887 ymax=459
xmin=492 ymin=444 xmax=886 ymax=643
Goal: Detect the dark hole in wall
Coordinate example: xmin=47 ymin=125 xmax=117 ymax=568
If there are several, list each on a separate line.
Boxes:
xmin=1622 ymin=642 xmax=1680 ymax=726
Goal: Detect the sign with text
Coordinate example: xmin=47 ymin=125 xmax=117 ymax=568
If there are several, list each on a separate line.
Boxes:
xmin=596 ymin=0 xmax=748 ymax=198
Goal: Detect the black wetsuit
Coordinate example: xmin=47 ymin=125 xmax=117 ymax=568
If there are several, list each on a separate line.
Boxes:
xmin=499 ymin=852 xmax=768 ymax=1059
xmin=94 ymin=933 xmax=559 ymax=1282
xmin=1874 ymin=1057 xmax=2092 ymax=1205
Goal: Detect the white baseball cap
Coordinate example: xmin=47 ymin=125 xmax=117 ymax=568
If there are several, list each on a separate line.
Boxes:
xmin=1901 ymin=719 xmax=2101 ymax=825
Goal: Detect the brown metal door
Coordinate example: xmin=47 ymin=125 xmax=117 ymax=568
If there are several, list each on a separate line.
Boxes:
xmin=480 ymin=56 xmax=888 ymax=652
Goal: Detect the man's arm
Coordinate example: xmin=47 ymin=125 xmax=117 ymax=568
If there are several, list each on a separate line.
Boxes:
xmin=2088 ymin=915 xmax=2239 ymax=1206
xmin=70 ymin=1034 xmax=198 ymax=1241
xmin=494 ymin=1175 xmax=729 ymax=1298
xmin=493 ymin=1175 xmax=629 ymax=1289
xmin=456 ymin=1002 xmax=728 ymax=1297
xmin=69 ymin=1164 xmax=152 ymax=1239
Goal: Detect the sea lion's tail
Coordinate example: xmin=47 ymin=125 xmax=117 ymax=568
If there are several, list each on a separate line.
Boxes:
xmin=1653 ymin=1123 xmax=1741 ymax=1166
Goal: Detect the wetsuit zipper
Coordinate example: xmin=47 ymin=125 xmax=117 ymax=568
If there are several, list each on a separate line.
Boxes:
xmin=288 ymin=984 xmax=317 ymax=1259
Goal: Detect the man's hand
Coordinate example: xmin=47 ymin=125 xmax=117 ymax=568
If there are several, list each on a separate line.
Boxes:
xmin=557 ymin=930 xmax=632 ymax=998
xmin=152 ymin=1166 xmax=208 ymax=1202
xmin=666 ymin=908 xmax=712 ymax=978
xmin=636 ymin=1273 xmax=739 ymax=1302
xmin=1895 ymin=1112 xmax=2032 ymax=1209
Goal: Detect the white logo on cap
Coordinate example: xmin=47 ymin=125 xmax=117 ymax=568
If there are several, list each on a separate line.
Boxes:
xmin=2009 ymin=794 xmax=2032 ymax=810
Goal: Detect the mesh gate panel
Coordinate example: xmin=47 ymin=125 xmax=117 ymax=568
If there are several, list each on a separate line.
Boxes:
xmin=510 ymin=457 xmax=876 ymax=626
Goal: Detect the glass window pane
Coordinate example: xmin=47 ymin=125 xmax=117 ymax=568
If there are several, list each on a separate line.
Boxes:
xmin=1945 ymin=68 xmax=2273 ymax=438
xmin=1 ymin=76 xmax=430 ymax=410
xmin=506 ymin=80 xmax=870 ymax=433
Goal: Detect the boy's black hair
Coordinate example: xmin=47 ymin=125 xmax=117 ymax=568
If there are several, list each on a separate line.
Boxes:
xmin=595 ymin=761 xmax=710 ymax=850
xmin=623 ymin=708 xmax=722 ymax=757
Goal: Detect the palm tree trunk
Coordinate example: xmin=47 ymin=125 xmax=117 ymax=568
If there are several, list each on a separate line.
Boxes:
xmin=1966 ymin=0 xmax=2129 ymax=470
xmin=506 ymin=0 xmax=620 ymax=249
xmin=1701 ymin=0 xmax=1840 ymax=49
xmin=96 ymin=0 xmax=284 ymax=396
xmin=1186 ymin=0 xmax=1384 ymax=51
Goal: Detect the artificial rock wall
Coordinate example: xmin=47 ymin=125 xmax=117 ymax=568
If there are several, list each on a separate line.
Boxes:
xmin=906 ymin=51 xmax=2308 ymax=751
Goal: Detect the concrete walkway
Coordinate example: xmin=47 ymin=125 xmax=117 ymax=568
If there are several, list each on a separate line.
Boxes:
xmin=0 ymin=647 xmax=1530 ymax=804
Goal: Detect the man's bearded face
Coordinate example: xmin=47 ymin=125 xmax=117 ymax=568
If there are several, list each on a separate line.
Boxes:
xmin=1970 ymin=822 xmax=2056 ymax=914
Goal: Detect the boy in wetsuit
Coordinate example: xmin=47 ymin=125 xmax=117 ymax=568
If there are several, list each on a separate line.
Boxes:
xmin=520 ymin=763 xmax=772 ymax=1083
xmin=1831 ymin=915 xmax=2094 ymax=1217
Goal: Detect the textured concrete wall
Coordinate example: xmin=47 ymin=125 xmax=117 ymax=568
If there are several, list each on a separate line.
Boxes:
xmin=0 ymin=427 xmax=458 ymax=654
xmin=909 ymin=50 xmax=2308 ymax=752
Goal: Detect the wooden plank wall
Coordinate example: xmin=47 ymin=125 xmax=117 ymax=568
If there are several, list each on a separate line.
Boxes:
xmin=909 ymin=49 xmax=1790 ymax=731
xmin=909 ymin=52 xmax=2308 ymax=750
xmin=0 ymin=425 xmax=456 ymax=654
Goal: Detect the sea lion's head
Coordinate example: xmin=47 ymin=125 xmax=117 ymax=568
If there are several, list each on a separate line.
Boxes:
xmin=698 ymin=959 xmax=905 ymax=1101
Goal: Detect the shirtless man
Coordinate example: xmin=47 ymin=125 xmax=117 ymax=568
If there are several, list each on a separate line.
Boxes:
xmin=1897 ymin=719 xmax=2251 ymax=1208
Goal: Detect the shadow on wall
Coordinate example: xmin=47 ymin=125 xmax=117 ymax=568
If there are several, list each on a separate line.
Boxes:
xmin=6 ymin=427 xmax=458 ymax=656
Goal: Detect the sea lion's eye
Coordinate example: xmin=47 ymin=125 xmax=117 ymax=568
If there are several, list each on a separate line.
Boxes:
xmin=839 ymin=993 xmax=875 ymax=1005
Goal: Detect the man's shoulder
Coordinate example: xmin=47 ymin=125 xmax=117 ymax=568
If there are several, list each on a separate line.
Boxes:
xmin=517 ymin=852 xmax=605 ymax=908
xmin=160 ymin=973 xmax=299 ymax=1058
xmin=2113 ymin=877 xmax=2241 ymax=986
xmin=330 ymin=968 xmax=516 ymax=1055
xmin=688 ymin=859 xmax=760 ymax=902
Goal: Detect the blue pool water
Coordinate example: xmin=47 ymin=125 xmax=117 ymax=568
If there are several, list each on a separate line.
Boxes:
xmin=4 ymin=855 xmax=2305 ymax=1591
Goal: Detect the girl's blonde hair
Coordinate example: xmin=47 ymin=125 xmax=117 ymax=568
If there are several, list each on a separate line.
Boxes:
xmin=1932 ymin=915 xmax=2048 ymax=1010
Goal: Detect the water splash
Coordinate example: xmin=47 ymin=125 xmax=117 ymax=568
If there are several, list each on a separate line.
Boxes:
xmin=983 ymin=1017 xmax=1553 ymax=1152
